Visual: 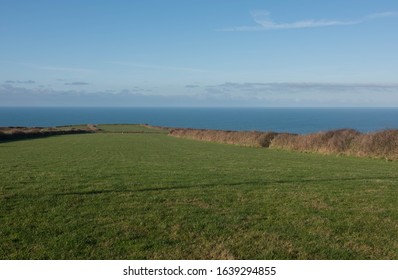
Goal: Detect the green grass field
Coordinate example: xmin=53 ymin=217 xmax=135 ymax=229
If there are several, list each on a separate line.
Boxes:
xmin=1 ymin=125 xmax=397 ymax=259
xmin=97 ymin=124 xmax=169 ymax=133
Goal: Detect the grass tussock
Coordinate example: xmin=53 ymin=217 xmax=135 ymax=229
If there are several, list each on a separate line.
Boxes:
xmin=270 ymin=129 xmax=360 ymax=154
xmin=350 ymin=130 xmax=398 ymax=160
xmin=0 ymin=124 xmax=98 ymax=141
xmin=170 ymin=128 xmax=398 ymax=160
xmin=271 ymin=129 xmax=398 ymax=160
xmin=169 ymin=128 xmax=284 ymax=147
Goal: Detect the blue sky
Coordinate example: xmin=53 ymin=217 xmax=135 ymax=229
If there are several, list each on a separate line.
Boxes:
xmin=1 ymin=0 xmax=398 ymax=106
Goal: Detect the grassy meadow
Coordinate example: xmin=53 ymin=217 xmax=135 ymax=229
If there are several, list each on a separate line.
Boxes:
xmin=1 ymin=125 xmax=398 ymax=259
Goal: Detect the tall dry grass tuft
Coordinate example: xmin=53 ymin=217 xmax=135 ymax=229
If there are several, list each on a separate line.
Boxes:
xmin=0 ymin=125 xmax=96 ymax=141
xmin=270 ymin=129 xmax=360 ymax=154
xmin=270 ymin=128 xmax=398 ymax=160
xmin=350 ymin=130 xmax=398 ymax=160
xmin=170 ymin=127 xmax=398 ymax=160
xmin=169 ymin=128 xmax=281 ymax=147
xmin=87 ymin=124 xmax=100 ymax=132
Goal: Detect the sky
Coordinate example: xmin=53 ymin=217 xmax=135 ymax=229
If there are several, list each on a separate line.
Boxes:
xmin=1 ymin=0 xmax=398 ymax=107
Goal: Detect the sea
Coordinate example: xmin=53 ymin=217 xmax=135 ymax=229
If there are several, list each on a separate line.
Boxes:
xmin=1 ymin=107 xmax=398 ymax=134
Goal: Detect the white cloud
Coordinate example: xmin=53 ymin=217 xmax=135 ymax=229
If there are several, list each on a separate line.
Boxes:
xmin=203 ymin=82 xmax=398 ymax=106
xmin=221 ymin=10 xmax=398 ymax=31
xmin=64 ymin=82 xmax=90 ymax=86
xmin=251 ymin=11 xmax=358 ymax=30
xmin=5 ymin=80 xmax=35 ymax=84
xmin=206 ymin=82 xmax=398 ymax=94
xmin=2 ymin=82 xmax=398 ymax=107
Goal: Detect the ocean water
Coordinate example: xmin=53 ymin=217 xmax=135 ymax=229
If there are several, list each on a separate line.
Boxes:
xmin=1 ymin=107 xmax=398 ymax=134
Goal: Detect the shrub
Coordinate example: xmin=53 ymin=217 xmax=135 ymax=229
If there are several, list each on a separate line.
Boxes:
xmin=270 ymin=129 xmax=361 ymax=154
xmin=351 ymin=130 xmax=398 ymax=160
xmin=169 ymin=129 xmax=280 ymax=147
xmin=170 ymin=127 xmax=398 ymax=160
xmin=0 ymin=125 xmax=95 ymax=141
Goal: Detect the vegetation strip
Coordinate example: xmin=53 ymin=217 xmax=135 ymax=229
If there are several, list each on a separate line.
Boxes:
xmin=0 ymin=124 xmax=98 ymax=141
xmin=3 ymin=123 xmax=397 ymax=160
xmin=169 ymin=128 xmax=398 ymax=160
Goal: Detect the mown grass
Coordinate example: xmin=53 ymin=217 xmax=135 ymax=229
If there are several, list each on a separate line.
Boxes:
xmin=1 ymin=127 xmax=398 ymax=259
xmin=97 ymin=124 xmax=169 ymax=133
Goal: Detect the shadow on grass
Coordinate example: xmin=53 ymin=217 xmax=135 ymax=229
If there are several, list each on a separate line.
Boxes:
xmin=0 ymin=136 xmax=55 ymax=144
xmin=54 ymin=176 xmax=398 ymax=196
xmin=0 ymin=131 xmax=94 ymax=144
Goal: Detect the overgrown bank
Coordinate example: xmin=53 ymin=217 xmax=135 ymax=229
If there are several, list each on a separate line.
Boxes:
xmin=169 ymin=128 xmax=285 ymax=147
xmin=169 ymin=128 xmax=398 ymax=160
xmin=0 ymin=124 xmax=98 ymax=141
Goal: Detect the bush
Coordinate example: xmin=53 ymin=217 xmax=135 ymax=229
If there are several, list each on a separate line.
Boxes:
xmin=170 ymin=127 xmax=398 ymax=160
xmin=351 ymin=130 xmax=398 ymax=160
xmin=169 ymin=129 xmax=281 ymax=147
xmin=270 ymin=129 xmax=361 ymax=154
xmin=0 ymin=126 xmax=95 ymax=141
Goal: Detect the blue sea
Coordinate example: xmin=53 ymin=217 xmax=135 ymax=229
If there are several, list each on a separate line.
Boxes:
xmin=1 ymin=107 xmax=398 ymax=134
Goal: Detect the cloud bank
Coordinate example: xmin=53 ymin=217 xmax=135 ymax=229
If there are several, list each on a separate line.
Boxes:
xmin=5 ymin=80 xmax=35 ymax=84
xmin=1 ymin=82 xmax=398 ymax=107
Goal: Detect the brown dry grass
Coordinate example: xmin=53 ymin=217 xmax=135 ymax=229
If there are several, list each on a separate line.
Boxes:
xmin=169 ymin=128 xmax=398 ymax=160
xmin=271 ymin=129 xmax=398 ymax=160
xmin=270 ymin=129 xmax=360 ymax=154
xmin=0 ymin=125 xmax=96 ymax=140
xmin=350 ymin=130 xmax=398 ymax=160
xmin=169 ymin=128 xmax=284 ymax=147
